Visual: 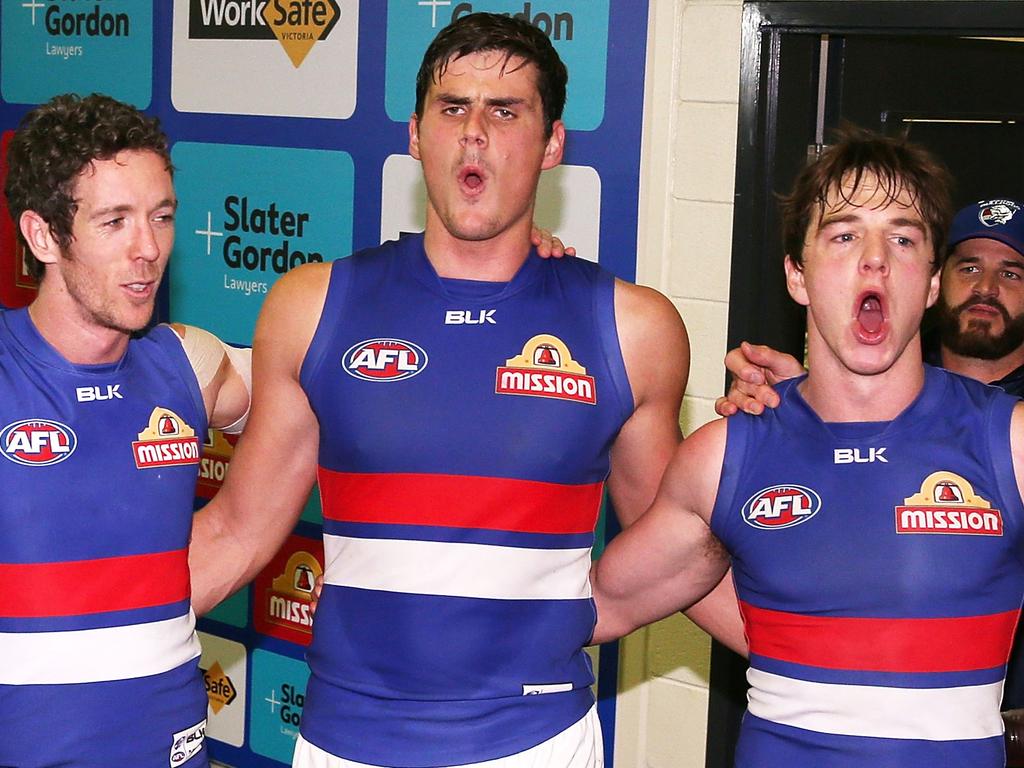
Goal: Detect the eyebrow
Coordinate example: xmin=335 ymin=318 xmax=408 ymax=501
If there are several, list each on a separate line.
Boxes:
xmin=87 ymin=198 xmax=178 ymax=220
xmin=433 ymin=92 xmax=529 ymax=108
xmin=954 ymin=253 xmax=1024 ymax=269
xmin=819 ymin=212 xmax=926 ymax=233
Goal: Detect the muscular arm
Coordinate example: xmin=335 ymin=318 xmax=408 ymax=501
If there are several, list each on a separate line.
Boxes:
xmin=684 ymin=568 xmax=746 ymax=655
xmin=591 ymin=420 xmax=731 ymax=643
xmin=188 ymin=263 xmax=331 ymax=614
xmin=605 ymin=281 xmax=688 ymax=527
xmin=600 ymin=282 xmax=746 ymax=652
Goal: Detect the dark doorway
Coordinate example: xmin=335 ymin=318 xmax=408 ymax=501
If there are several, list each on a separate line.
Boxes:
xmin=710 ymin=5 xmax=1024 ymax=767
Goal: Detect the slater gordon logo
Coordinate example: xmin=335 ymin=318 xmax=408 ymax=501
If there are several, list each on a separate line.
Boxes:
xmin=188 ymin=0 xmax=341 ymax=67
xmin=20 ymin=0 xmax=132 ymax=38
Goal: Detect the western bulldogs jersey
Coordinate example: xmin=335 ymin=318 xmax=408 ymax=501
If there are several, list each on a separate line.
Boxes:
xmin=712 ymin=366 xmax=1024 ymax=767
xmin=0 ymin=309 xmax=209 ymax=767
xmin=299 ymin=234 xmax=635 ymax=766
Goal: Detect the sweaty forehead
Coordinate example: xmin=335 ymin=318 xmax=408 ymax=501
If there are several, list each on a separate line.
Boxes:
xmin=433 ymin=50 xmax=537 ymax=89
xmin=821 ymin=171 xmax=921 ymax=218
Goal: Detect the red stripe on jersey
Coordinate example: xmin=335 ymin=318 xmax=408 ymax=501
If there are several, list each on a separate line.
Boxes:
xmin=0 ymin=549 xmax=189 ymax=618
xmin=318 ymin=469 xmax=603 ymax=534
xmin=742 ymin=601 xmax=1019 ymax=672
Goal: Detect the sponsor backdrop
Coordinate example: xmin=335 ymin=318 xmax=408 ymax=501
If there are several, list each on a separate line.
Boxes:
xmin=0 ymin=1 xmax=648 ymax=765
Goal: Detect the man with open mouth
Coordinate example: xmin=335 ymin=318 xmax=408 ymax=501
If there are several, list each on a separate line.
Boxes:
xmin=589 ymin=127 xmax=1024 ymax=767
xmin=189 ymin=11 xmax=700 ymax=768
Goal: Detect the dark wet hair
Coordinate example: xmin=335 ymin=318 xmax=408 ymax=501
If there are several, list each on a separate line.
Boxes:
xmin=414 ymin=12 xmax=568 ymax=138
xmin=780 ymin=124 xmax=954 ymax=274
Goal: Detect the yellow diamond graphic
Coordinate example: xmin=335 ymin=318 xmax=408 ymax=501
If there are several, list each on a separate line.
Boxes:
xmin=203 ymin=661 xmax=237 ymax=715
xmin=262 ymin=0 xmax=339 ymax=68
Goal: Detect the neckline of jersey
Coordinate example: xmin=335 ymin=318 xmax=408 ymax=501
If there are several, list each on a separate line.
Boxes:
xmin=780 ymin=364 xmax=948 ymax=441
xmin=2 ymin=307 xmax=127 ymax=375
xmin=403 ymin=233 xmax=544 ymax=303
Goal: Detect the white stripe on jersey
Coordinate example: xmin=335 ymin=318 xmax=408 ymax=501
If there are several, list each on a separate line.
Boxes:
xmin=0 ymin=611 xmax=200 ymax=685
xmin=292 ymin=705 xmax=603 ymax=767
xmin=323 ymin=534 xmax=592 ymax=601
xmin=747 ymin=667 xmax=1004 ymax=741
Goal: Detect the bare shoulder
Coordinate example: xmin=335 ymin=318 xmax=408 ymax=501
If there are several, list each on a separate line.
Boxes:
xmin=613 ymin=279 xmax=690 ymax=403
xmin=263 ymin=261 xmax=333 ymax=308
xmin=1009 ymin=402 xmax=1024 ymax=506
xmin=258 ymin=262 xmax=332 ymax=330
xmin=681 ymin=417 xmax=728 ymax=457
xmin=664 ymin=417 xmax=729 ymax=523
xmin=254 ymin=261 xmax=334 ymax=371
xmin=1010 ymin=401 xmax=1024 ymax=458
xmin=614 ymin=279 xmax=684 ymax=328
xmin=1013 ymin=400 xmax=1024 ymax=423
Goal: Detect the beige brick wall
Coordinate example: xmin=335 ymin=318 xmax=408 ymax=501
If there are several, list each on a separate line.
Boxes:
xmin=615 ymin=0 xmax=742 ymax=766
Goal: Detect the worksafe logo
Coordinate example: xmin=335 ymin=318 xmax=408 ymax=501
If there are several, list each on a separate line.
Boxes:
xmin=253 ymin=535 xmax=324 ymax=646
xmin=496 ymin=334 xmax=596 ymax=404
xmin=198 ymin=632 xmax=247 ymax=747
xmin=172 ymin=0 xmax=358 ymax=118
xmin=385 ymin=0 xmax=609 ymax=129
xmin=896 ymin=471 xmax=1003 ymax=536
xmin=169 ymin=142 xmax=353 ymax=343
xmin=204 ymin=662 xmax=236 ymax=714
xmin=187 ymin=0 xmax=341 ymax=67
xmin=132 ymin=408 xmax=201 ymax=469
xmin=251 ymin=650 xmax=310 ymax=762
xmin=1 ymin=1 xmax=151 ymax=106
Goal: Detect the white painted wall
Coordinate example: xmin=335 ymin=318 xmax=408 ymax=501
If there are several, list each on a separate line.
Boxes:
xmin=615 ymin=0 xmax=743 ymax=765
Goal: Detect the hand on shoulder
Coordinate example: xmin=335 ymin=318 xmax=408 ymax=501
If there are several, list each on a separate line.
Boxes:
xmin=715 ymin=341 xmax=804 ymax=417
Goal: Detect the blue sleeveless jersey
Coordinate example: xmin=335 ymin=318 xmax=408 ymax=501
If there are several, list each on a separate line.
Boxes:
xmin=0 ymin=309 xmax=209 ymax=767
xmin=299 ymin=234 xmax=634 ymax=766
xmin=712 ymin=366 xmax=1024 ymax=767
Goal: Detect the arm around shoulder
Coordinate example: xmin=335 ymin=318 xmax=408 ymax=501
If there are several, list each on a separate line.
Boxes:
xmin=189 ymin=262 xmax=332 ymax=614
xmin=591 ymin=418 xmax=730 ymax=643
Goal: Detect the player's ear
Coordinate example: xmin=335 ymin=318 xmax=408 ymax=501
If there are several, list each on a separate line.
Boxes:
xmin=784 ymin=255 xmax=809 ymax=306
xmin=409 ymin=113 xmax=422 ymax=160
xmin=541 ymin=120 xmax=565 ymax=170
xmin=926 ymin=267 xmax=941 ymax=309
xmin=19 ymin=210 xmax=61 ymax=267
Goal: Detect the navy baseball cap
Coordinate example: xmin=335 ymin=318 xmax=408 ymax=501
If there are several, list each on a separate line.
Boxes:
xmin=948 ymin=198 xmax=1024 ymax=258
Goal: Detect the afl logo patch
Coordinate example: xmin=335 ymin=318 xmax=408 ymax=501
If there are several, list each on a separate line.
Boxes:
xmin=1 ymin=419 xmax=77 ymax=466
xmin=343 ymin=338 xmax=428 ymax=382
xmin=742 ymin=484 xmax=821 ymax=530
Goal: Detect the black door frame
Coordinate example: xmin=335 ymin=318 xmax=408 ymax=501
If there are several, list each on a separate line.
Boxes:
xmin=727 ymin=1 xmax=1024 ymax=354
xmin=710 ymin=4 xmax=1024 ymax=767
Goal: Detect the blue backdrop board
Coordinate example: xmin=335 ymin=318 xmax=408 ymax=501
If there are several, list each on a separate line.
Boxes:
xmin=0 ymin=2 xmax=650 ymax=765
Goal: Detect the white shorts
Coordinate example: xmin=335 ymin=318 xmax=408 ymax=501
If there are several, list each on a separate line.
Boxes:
xmin=291 ymin=705 xmax=604 ymax=768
